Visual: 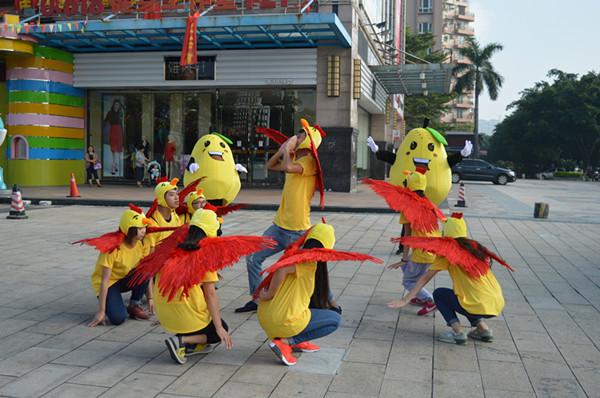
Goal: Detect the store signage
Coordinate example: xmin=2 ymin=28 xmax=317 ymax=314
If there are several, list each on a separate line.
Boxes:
xmin=165 ymin=56 xmax=215 ymax=80
xmin=15 ymin=0 xmax=303 ymax=17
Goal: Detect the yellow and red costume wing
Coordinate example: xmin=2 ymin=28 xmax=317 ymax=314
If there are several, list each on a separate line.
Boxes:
xmin=255 ymin=126 xmax=289 ymax=146
xmin=364 ymin=178 xmax=446 ymax=233
xmin=253 ymin=248 xmax=382 ymax=299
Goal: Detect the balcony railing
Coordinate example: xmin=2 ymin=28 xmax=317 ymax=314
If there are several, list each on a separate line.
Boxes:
xmin=418 ymin=7 xmax=433 ymax=13
xmin=457 ymin=26 xmax=475 ymax=35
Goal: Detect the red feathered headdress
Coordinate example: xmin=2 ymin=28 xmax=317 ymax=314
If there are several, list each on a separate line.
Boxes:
xmin=395 ymin=236 xmax=514 ymax=279
xmin=252 ymin=246 xmax=382 ymax=300
xmin=174 ymin=178 xmax=205 ymax=216
xmin=363 ymin=178 xmax=446 ymax=233
xmin=73 ymin=203 xmax=173 ymax=253
xmin=129 ymin=226 xmax=276 ymax=301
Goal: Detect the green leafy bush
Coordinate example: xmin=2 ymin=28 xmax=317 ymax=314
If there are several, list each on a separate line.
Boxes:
xmin=553 ymin=171 xmax=583 ymax=178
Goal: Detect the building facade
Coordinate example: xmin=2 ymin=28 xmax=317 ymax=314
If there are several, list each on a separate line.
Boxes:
xmin=0 ymin=0 xmax=420 ymax=190
xmin=406 ymin=0 xmax=475 ymax=126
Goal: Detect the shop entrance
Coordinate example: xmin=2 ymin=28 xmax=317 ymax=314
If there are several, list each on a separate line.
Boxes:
xmin=89 ymin=88 xmax=315 ymax=187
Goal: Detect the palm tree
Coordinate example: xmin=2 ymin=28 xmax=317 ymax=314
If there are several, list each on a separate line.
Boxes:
xmin=453 ymin=37 xmax=504 ymax=157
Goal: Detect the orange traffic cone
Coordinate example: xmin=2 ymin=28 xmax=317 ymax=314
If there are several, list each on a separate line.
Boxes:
xmin=7 ymin=184 xmax=28 ymax=219
xmin=67 ymin=172 xmax=81 ymax=198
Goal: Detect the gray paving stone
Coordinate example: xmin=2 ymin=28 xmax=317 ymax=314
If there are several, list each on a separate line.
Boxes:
xmin=51 ymin=339 xmax=127 ymax=367
xmin=101 ymin=372 xmax=175 ymax=398
xmin=69 ymin=353 xmax=149 ymax=387
xmin=37 ymin=325 xmax=107 ymax=351
xmin=289 ymin=347 xmax=345 ymax=375
xmin=433 ymin=369 xmax=484 ymax=398
xmin=329 ymin=361 xmax=385 ymax=396
xmin=434 ymin=341 xmax=479 ymax=372
xmin=231 ymin=357 xmax=287 ymax=387
xmin=385 ymin=353 xmax=432 ymax=383
xmin=354 ymin=321 xmax=396 ymax=341
xmin=41 ymin=383 xmax=107 ymax=398
xmin=379 ymin=378 xmax=431 ymax=398
xmin=0 ymin=319 xmax=38 ymax=339
xmin=138 ymin=351 xmax=204 ymax=376
xmin=0 ymin=347 xmax=68 ymax=377
xmin=0 ymin=364 xmax=84 ymax=398
xmin=0 ymin=375 xmax=16 ymax=388
xmin=479 ymin=359 xmax=533 ymax=393
xmin=201 ymin=338 xmax=260 ymax=366
xmin=163 ymin=363 xmax=238 ymax=397
xmin=270 ymin=372 xmax=332 ymax=398
xmin=483 ymin=390 xmax=535 ymax=398
xmin=343 ymin=338 xmax=391 ymax=364
xmin=0 ymin=332 xmax=50 ymax=360
xmin=117 ymin=337 xmax=167 ymax=358
xmin=571 ymin=367 xmax=600 ymax=398
xmin=212 ymin=381 xmax=273 ymax=398
xmin=556 ymin=343 xmax=600 ymax=369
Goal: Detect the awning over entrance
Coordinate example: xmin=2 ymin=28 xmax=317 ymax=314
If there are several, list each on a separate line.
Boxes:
xmin=370 ymin=63 xmax=454 ymax=95
xmin=28 ymin=12 xmax=351 ymax=53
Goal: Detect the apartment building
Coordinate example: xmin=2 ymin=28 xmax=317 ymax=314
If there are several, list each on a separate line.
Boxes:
xmin=406 ymin=0 xmax=475 ymax=126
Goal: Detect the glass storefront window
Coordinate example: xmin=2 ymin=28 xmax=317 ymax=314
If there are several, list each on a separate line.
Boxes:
xmin=90 ymin=88 xmax=314 ymax=186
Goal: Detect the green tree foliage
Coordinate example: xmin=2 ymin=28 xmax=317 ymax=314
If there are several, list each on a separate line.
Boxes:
xmin=489 ymin=70 xmax=600 ymax=173
xmin=403 ymin=30 xmax=455 ymax=131
xmin=453 ymin=37 xmax=504 ymax=157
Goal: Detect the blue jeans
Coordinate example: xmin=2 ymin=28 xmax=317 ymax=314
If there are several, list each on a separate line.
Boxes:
xmin=104 ymin=273 xmax=149 ymax=326
xmin=246 ymin=223 xmax=305 ymax=295
xmin=402 ymin=261 xmax=433 ymax=301
xmin=433 ymin=287 xmax=493 ymax=327
xmin=288 ymin=309 xmax=341 ymax=345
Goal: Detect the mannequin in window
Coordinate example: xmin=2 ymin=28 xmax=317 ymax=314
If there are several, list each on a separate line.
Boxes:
xmin=104 ymin=100 xmax=124 ymax=175
xmin=164 ymin=135 xmax=177 ymax=179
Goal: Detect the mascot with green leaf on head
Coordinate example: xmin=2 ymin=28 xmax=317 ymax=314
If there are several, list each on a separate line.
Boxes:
xmin=368 ymin=119 xmax=472 ymax=205
xmin=183 ymin=132 xmax=247 ymax=206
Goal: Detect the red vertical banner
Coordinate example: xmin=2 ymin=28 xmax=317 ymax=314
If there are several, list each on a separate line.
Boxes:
xmin=180 ymin=11 xmax=200 ymax=67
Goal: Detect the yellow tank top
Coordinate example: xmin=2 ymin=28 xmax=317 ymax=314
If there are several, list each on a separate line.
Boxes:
xmin=257 ymin=262 xmax=316 ymax=339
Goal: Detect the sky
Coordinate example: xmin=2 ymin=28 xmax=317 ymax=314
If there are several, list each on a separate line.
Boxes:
xmin=469 ymin=0 xmax=600 ymax=122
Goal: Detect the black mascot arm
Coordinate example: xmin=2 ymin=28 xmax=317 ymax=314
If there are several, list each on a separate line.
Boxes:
xmin=447 ymin=152 xmax=463 ymax=168
xmin=376 ymin=150 xmax=397 ymax=165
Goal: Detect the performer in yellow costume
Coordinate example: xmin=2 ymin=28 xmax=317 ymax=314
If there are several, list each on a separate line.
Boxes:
xmin=129 ymin=209 xmax=275 ymax=364
xmin=388 ymin=213 xmax=513 ymax=345
xmin=256 ymin=223 xmax=382 ymax=366
xmin=235 ymin=119 xmax=326 ymax=313
xmin=75 ymin=204 xmax=153 ymax=326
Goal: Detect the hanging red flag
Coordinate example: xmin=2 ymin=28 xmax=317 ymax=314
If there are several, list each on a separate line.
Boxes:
xmin=180 ymin=11 xmax=200 ymax=67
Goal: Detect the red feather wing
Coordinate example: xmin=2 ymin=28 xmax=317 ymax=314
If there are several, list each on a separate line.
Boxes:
xmin=255 ymin=127 xmax=289 ymax=145
xmin=398 ymin=236 xmax=490 ymax=279
xmin=280 ymin=227 xmax=313 ymax=260
xmin=310 ymin=140 xmax=325 ymax=209
xmin=72 ymin=230 xmax=124 ymax=253
xmin=261 ymin=248 xmax=383 ymax=276
xmin=156 ymin=236 xmax=276 ymax=301
xmin=364 ymin=178 xmax=443 ymax=232
xmin=128 ymin=225 xmax=190 ymax=288
xmin=146 ymin=226 xmax=180 ymax=234
xmin=146 ymin=199 xmax=159 ymax=218
xmin=216 ymin=203 xmax=247 ymax=217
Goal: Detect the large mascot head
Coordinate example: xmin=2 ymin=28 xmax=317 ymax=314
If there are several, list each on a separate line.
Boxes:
xmin=183 ymin=133 xmax=241 ymax=206
xmin=390 ymin=122 xmax=450 ymax=205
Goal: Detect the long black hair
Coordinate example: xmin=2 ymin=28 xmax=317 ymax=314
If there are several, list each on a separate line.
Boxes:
xmin=455 ymin=237 xmax=491 ymax=265
xmin=125 ymin=227 xmax=140 ymax=245
xmin=304 ymin=239 xmax=333 ymax=309
xmin=178 ymin=226 xmax=207 ymax=251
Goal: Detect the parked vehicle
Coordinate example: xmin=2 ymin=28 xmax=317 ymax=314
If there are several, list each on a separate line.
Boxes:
xmin=452 ymin=159 xmax=516 ymax=185
xmin=536 ymin=169 xmax=557 ymax=180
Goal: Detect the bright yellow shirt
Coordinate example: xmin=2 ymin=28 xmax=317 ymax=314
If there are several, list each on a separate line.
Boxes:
xmin=154 ymin=271 xmax=219 ymax=334
xmin=257 ymin=262 xmax=316 ymax=339
xmin=147 ymin=209 xmax=182 ymax=248
xmin=431 ymin=257 xmax=505 ymax=316
xmin=400 ymin=214 xmax=440 ymax=263
xmin=273 ymin=155 xmax=317 ymax=231
xmin=90 ymin=240 xmax=151 ymax=296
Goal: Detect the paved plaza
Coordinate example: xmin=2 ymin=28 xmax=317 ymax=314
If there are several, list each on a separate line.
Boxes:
xmin=0 ymin=181 xmax=600 ymax=397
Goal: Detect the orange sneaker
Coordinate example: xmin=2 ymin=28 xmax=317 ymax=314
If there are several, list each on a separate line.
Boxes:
xmin=127 ymin=304 xmax=150 ymax=320
xmin=269 ymin=338 xmax=297 ymax=366
xmin=291 ymin=341 xmax=320 ymax=353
